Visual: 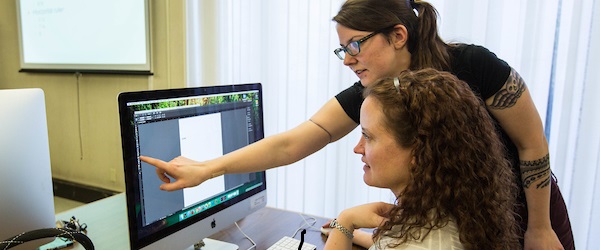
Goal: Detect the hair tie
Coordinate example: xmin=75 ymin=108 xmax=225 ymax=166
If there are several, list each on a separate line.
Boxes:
xmin=394 ymin=77 xmax=401 ymax=92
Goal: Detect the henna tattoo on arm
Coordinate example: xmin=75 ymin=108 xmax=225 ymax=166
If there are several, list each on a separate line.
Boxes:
xmin=489 ymin=69 xmax=526 ymax=109
xmin=521 ymin=154 xmax=551 ymax=189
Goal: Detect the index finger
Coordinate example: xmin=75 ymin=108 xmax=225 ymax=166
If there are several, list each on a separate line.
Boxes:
xmin=140 ymin=156 xmax=168 ymax=170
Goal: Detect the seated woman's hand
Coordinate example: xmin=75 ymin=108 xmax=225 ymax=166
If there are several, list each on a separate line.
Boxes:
xmin=338 ymin=202 xmax=394 ymax=230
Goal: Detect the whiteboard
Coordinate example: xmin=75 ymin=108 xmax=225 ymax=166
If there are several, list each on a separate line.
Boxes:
xmin=16 ymin=0 xmax=151 ymax=74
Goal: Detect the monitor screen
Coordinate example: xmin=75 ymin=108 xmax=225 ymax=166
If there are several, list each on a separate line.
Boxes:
xmin=118 ymin=83 xmax=267 ymax=249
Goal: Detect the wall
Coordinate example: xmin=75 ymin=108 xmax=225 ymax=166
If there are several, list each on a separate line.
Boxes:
xmin=0 ymin=1 xmax=186 ymax=193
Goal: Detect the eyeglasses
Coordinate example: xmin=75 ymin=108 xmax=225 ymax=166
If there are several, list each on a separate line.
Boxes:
xmin=333 ymin=31 xmax=380 ymax=60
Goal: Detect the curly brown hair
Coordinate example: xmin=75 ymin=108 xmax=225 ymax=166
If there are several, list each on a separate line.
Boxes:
xmin=363 ymin=69 xmax=519 ymax=249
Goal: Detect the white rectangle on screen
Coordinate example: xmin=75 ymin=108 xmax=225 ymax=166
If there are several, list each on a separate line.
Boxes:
xmin=179 ymin=112 xmax=225 ymax=207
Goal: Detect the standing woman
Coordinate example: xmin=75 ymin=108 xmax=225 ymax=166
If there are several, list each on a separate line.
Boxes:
xmin=332 ymin=0 xmax=573 ymax=249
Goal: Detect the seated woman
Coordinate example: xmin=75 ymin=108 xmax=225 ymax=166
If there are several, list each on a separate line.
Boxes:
xmin=324 ymin=69 xmax=520 ymax=250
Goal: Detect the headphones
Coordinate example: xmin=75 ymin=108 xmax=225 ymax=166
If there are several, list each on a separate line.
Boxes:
xmin=0 ymin=216 xmax=94 ymax=250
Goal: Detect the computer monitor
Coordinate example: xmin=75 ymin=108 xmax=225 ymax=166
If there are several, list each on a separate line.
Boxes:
xmin=118 ymin=83 xmax=267 ymax=250
xmin=0 ymin=88 xmax=56 ymax=249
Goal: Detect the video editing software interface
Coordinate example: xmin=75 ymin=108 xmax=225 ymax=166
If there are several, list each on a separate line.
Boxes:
xmin=125 ymin=88 xmax=265 ymax=240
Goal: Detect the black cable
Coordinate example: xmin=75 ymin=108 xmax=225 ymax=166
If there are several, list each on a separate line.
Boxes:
xmin=298 ymin=229 xmax=306 ymax=250
xmin=0 ymin=228 xmax=94 ymax=250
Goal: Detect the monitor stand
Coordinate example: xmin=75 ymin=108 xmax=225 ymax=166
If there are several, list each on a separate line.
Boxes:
xmin=192 ymin=238 xmax=239 ymax=250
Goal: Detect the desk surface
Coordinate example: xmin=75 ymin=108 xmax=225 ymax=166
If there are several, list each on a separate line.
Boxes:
xmin=56 ymin=193 xmax=365 ymax=250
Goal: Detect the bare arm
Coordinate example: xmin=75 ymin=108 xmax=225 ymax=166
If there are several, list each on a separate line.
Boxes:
xmin=352 ymin=230 xmax=374 ymax=249
xmin=324 ymin=202 xmax=392 ymax=250
xmin=208 ymin=96 xmax=357 ymax=172
xmin=141 ymin=97 xmax=358 ymax=191
xmin=486 ymin=68 xmax=563 ymax=249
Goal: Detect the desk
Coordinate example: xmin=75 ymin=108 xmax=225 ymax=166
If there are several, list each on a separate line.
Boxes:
xmin=56 ymin=193 xmax=366 ymax=250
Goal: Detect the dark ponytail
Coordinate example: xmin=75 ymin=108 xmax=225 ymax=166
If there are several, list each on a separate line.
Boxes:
xmin=410 ymin=1 xmax=451 ymax=71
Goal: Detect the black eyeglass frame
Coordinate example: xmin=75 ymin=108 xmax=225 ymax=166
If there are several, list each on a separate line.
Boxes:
xmin=333 ymin=30 xmax=380 ymax=60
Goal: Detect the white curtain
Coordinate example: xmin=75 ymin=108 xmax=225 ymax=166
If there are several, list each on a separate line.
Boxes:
xmin=186 ymin=0 xmax=599 ymax=248
xmin=547 ymin=0 xmax=600 ymax=249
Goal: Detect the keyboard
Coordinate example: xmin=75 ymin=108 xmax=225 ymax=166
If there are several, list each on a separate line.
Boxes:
xmin=267 ymin=236 xmax=317 ymax=250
